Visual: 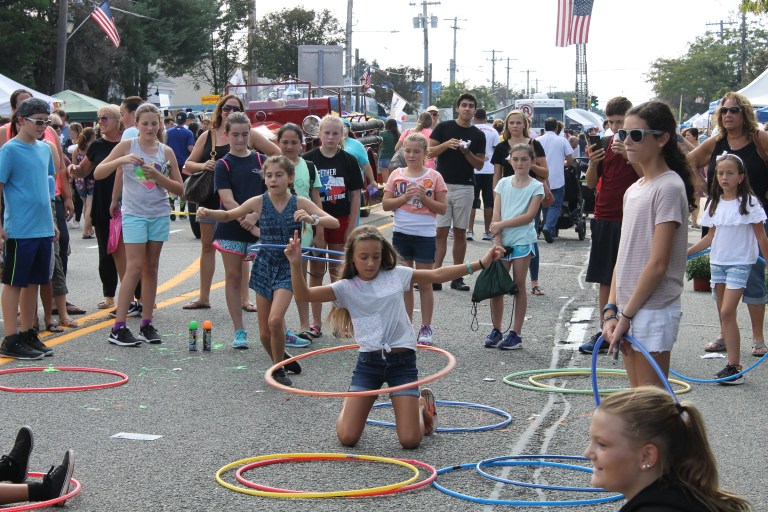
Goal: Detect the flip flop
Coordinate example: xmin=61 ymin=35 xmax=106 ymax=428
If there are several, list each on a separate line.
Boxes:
xmin=97 ymin=300 xmax=115 ymax=310
xmin=704 ymin=338 xmax=726 ymax=352
xmin=46 ymin=323 xmax=64 ymax=333
xmin=308 ymin=325 xmax=322 ymax=339
xmin=531 ymin=286 xmax=545 ymax=296
xmin=241 ymin=303 xmax=257 ymax=312
xmin=297 ymin=329 xmax=315 ymax=341
xmin=182 ymin=300 xmax=211 ymax=310
xmin=66 ymin=302 xmax=86 ymax=315
xmin=752 ymin=343 xmax=768 ymax=358
xmin=59 ymin=318 xmax=79 ymax=328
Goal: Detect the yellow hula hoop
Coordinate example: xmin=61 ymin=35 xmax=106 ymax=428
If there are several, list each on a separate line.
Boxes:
xmin=215 ymin=453 xmax=420 ymax=498
xmin=527 ymin=370 xmax=692 ymax=395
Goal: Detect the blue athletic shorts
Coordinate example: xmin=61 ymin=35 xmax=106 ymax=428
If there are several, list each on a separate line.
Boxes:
xmin=349 ymin=349 xmax=420 ymax=398
xmin=122 ymin=214 xmax=170 ymax=243
xmin=2 ymin=237 xmax=54 ymax=287
xmin=392 ymin=231 xmax=436 ymax=264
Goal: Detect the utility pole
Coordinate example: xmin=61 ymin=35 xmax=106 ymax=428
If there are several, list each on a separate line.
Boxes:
xmin=483 ymin=49 xmax=503 ymax=95
xmin=345 ymin=0 xmax=353 ymax=83
xmin=53 ymin=0 xmax=69 ymax=93
xmin=505 ymin=57 xmax=518 ymax=105
xmin=444 ymin=17 xmax=466 ymax=85
xmin=411 ymin=1 xmax=440 ymax=108
xmin=247 ymin=0 xmax=258 ymax=102
xmin=706 ymin=18 xmax=736 ymax=41
xmin=739 ymin=11 xmax=748 ymax=85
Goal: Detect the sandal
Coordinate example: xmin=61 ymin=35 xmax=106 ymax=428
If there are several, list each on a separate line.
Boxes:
xmin=182 ymin=300 xmax=211 ymax=310
xmin=421 ymin=388 xmax=437 ymax=436
xmin=297 ymin=329 xmax=315 ymax=341
xmin=97 ymin=300 xmax=115 ymax=310
xmin=752 ymin=342 xmax=768 ymax=358
xmin=308 ymin=324 xmax=322 ymax=339
xmin=59 ymin=318 xmax=79 ymax=328
xmin=46 ymin=323 xmax=64 ymax=333
xmin=704 ymin=338 xmax=726 ymax=352
xmin=241 ymin=303 xmax=257 ymax=313
xmin=531 ymin=286 xmax=545 ymax=296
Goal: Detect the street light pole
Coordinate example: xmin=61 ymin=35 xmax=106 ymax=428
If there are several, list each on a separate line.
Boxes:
xmin=54 ymin=0 xmax=69 ymax=93
xmin=411 ymin=1 xmax=440 ymax=109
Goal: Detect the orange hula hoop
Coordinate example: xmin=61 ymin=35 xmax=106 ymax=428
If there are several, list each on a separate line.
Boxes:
xmin=264 ymin=344 xmax=457 ymax=397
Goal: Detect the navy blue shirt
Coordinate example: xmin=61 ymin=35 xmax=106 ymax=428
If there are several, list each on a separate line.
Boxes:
xmin=213 ymin=152 xmax=265 ymax=242
xmin=165 ymin=125 xmax=195 ymax=168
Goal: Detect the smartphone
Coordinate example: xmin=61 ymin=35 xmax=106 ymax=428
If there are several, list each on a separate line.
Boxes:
xmin=588 ymin=134 xmax=601 ymax=148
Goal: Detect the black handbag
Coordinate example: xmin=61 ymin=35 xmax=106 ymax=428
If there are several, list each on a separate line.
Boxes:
xmin=470 ymin=258 xmax=518 ymax=331
xmin=183 ymin=129 xmax=216 ymax=204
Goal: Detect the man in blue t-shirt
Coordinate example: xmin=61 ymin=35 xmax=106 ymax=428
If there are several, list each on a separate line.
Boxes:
xmin=166 ymin=112 xmax=195 ymax=170
xmin=0 ymin=98 xmax=58 ymax=360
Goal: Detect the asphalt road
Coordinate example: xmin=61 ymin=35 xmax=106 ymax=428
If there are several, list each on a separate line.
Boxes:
xmin=2 ymin=207 xmax=766 ymax=511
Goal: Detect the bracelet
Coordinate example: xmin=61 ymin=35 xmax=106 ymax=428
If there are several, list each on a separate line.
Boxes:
xmin=601 ymin=314 xmax=618 ymax=327
xmin=478 ymin=259 xmax=485 ymax=270
xmin=465 ymin=260 xmax=474 ymax=275
xmin=621 ymin=310 xmax=634 ymax=320
xmin=602 ymin=303 xmax=618 ymax=315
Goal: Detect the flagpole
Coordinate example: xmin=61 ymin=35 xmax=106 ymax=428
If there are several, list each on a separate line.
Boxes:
xmin=67 ymin=17 xmax=90 ymax=41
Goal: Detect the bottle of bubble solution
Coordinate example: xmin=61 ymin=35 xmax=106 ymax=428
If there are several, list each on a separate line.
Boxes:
xmin=188 ymin=320 xmax=198 ymax=351
xmin=202 ymin=320 xmax=212 ymax=352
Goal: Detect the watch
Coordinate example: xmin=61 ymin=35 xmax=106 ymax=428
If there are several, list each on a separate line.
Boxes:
xmin=311 ymin=214 xmax=320 ymax=225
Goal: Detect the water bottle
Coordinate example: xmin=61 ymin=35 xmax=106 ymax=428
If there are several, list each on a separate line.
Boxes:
xmin=188 ymin=321 xmax=198 ymax=351
xmin=202 ymin=320 xmax=212 ymax=352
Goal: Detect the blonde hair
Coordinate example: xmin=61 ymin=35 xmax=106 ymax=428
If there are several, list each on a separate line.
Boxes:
xmin=403 ymin=132 xmax=428 ymax=151
xmin=503 ymin=110 xmax=530 ymax=140
xmin=599 ymin=387 xmax=751 ymax=512
xmin=135 ymin=103 xmax=164 ymax=142
xmin=326 ymin=226 xmax=398 ymax=338
xmin=319 ymin=115 xmax=345 ymax=151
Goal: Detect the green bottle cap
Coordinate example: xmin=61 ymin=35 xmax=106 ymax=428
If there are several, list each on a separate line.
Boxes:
xmin=189 ymin=321 xmax=198 ymax=329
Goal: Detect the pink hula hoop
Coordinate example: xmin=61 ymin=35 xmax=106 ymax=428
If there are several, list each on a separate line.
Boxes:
xmin=0 ymin=366 xmax=129 ymax=392
xmin=3 ymin=471 xmax=81 ymax=511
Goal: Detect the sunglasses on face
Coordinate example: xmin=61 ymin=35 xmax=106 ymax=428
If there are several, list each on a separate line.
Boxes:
xmin=617 ymin=129 xmax=664 ymax=143
xmin=98 ymin=116 xmax=115 ymax=122
xmin=24 ymin=118 xmax=51 ymax=126
xmin=720 ymin=106 xmax=743 ymax=115
xmin=221 ymin=105 xmax=241 ymax=112
xmin=51 ymin=124 xmax=62 ymax=130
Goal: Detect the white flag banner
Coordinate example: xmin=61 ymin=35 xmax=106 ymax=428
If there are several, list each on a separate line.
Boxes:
xmin=390 ymin=91 xmax=408 ymax=122
xmin=228 ymin=68 xmax=246 ymax=97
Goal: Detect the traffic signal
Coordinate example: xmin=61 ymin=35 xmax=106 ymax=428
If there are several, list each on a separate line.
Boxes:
xmin=590 ymin=95 xmax=598 ymax=109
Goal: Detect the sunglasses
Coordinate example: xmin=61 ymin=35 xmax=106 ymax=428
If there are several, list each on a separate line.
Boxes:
xmin=98 ymin=116 xmax=115 ymax=122
xmin=617 ymin=129 xmax=664 ymax=143
xmin=24 ymin=118 xmax=51 ymax=126
xmin=51 ymin=124 xmax=62 ymax=129
xmin=720 ymin=106 xmax=743 ymax=115
xmin=221 ymin=105 xmax=241 ymax=112
xmin=429 ymin=112 xmax=438 ymax=116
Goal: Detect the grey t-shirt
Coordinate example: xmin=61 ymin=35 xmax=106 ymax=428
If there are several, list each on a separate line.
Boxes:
xmin=330 ymin=266 xmax=415 ymax=352
xmin=121 ymin=138 xmax=170 ymax=218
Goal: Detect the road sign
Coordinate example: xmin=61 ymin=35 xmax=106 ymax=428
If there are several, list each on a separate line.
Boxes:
xmin=201 ymin=95 xmax=220 ymax=105
xmin=519 ymin=103 xmax=534 ymax=117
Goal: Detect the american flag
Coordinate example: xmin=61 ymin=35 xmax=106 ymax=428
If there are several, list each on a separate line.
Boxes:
xmin=362 ymin=67 xmax=371 ymax=89
xmin=91 ymin=0 xmax=121 ymax=48
xmin=555 ymin=0 xmax=594 ymax=47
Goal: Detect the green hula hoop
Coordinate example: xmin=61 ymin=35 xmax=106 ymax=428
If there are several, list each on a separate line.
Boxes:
xmin=502 ymin=368 xmax=691 ymax=395
xmin=527 ymin=370 xmax=691 ymax=396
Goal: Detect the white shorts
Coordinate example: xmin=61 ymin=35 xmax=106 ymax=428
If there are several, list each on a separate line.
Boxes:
xmin=625 ymin=299 xmax=682 ymax=353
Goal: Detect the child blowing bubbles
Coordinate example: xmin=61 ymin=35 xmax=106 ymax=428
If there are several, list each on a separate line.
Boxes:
xmin=198 ymin=156 xmax=338 ymax=387
xmin=285 ymin=225 xmax=504 ymax=449
xmin=686 ymin=153 xmax=768 ymax=384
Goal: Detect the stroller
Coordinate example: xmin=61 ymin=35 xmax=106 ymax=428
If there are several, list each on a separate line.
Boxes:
xmin=555 ymin=158 xmax=588 ymax=240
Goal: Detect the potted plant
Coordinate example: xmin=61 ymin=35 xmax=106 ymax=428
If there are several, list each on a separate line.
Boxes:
xmin=685 ymin=253 xmax=711 ymax=292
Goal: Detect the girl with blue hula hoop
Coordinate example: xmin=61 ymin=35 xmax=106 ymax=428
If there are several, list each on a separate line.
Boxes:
xmin=601 ymin=102 xmax=694 ymax=388
xmin=585 ymin=386 xmax=751 ymax=511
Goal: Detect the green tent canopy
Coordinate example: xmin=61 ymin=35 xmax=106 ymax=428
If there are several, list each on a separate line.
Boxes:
xmin=52 ymin=90 xmax=110 ymax=123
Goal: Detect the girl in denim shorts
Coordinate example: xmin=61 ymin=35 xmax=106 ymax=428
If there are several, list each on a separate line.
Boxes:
xmin=285 ymin=225 xmax=505 ymax=449
xmin=383 ymin=132 xmax=447 ymax=346
xmin=687 ymin=153 xmax=768 ymax=384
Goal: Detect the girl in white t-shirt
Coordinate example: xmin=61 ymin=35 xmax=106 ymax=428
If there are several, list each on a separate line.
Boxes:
xmin=686 ymin=153 xmax=768 ymax=384
xmin=486 ymin=144 xmax=544 ymax=351
xmin=286 ymin=225 xmax=504 ymax=449
xmin=602 ymin=101 xmax=693 ymax=389
xmin=383 ymin=133 xmax=447 ymax=346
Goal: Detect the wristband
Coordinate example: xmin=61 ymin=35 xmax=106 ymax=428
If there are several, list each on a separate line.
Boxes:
xmin=465 ymin=261 xmax=474 ymax=275
xmin=602 ymin=304 xmax=618 ymax=315
xmin=478 ymin=259 xmax=485 ymax=270
xmin=601 ymin=314 xmax=618 ymax=327
xmin=621 ymin=310 xmax=634 ymax=320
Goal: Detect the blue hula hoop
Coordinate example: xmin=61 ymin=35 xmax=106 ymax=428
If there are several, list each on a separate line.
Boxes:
xmin=255 ymin=243 xmax=345 ymax=256
xmin=687 ymin=248 xmax=765 ymax=265
xmin=475 ymin=455 xmax=610 ymax=492
xmin=668 ymin=350 xmax=768 ymax=384
xmin=366 ymin=400 xmax=513 ymax=433
xmin=301 ymin=254 xmax=343 ymax=264
xmin=591 ymin=334 xmax=678 ymax=407
xmin=432 ymin=460 xmax=624 ymax=506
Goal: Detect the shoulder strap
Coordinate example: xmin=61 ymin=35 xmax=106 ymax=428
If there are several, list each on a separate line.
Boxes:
xmin=220 ymin=155 xmax=231 ymax=172
xmin=305 ymin=159 xmax=316 ymax=185
xmin=209 ymin=130 xmax=216 ymax=160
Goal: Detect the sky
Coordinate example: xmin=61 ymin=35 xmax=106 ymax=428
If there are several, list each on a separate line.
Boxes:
xmin=257 ymin=0 xmax=746 ymax=106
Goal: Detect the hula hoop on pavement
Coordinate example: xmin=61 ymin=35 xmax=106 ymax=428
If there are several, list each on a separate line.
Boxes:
xmin=216 ymin=453 xmax=419 ymax=498
xmin=432 ymin=460 xmax=624 ymax=506
xmin=0 ymin=366 xmax=129 ymax=393
xmin=3 ymin=472 xmax=81 ymax=511
xmin=255 ymin=243 xmax=345 ymax=256
xmin=503 ymin=367 xmax=626 ymax=394
xmin=234 ymin=455 xmax=436 ymax=497
xmin=366 ymin=400 xmax=513 ymax=433
xmin=264 ymin=344 xmax=457 ymax=397
xmin=591 ymin=335 xmax=678 ymax=406
xmin=527 ymin=370 xmax=691 ymax=396
xmin=475 ymin=455 xmax=610 ymax=492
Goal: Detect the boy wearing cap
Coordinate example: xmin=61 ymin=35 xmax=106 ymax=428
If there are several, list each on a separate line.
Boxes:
xmin=0 ymin=98 xmax=58 ymax=359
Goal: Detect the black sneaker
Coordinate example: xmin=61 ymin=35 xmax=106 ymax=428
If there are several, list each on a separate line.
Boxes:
xmin=432 ymin=283 xmax=442 ymax=291
xmin=0 ymin=334 xmax=45 ymax=360
xmin=108 ymin=326 xmax=142 ymax=347
xmin=22 ymin=329 xmax=53 ymax=357
xmin=272 ymin=368 xmax=293 ymax=386
xmin=450 ymin=278 xmax=470 ymax=291
xmin=0 ymin=426 xmax=34 ymax=483
xmin=579 ymin=331 xmax=609 ymax=354
xmin=716 ymin=364 xmax=744 ymax=385
xmin=126 ymin=301 xmax=143 ymax=318
xmin=542 ymin=228 xmax=554 ymax=243
xmin=138 ymin=323 xmax=162 ymax=344
xmin=40 ymin=450 xmax=74 ymax=504
xmin=283 ymin=352 xmax=302 ymax=374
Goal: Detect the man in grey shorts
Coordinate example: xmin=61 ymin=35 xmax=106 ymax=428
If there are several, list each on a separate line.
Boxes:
xmin=428 ymin=93 xmax=486 ymax=291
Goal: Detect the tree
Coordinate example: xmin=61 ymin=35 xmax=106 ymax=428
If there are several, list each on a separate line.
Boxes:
xmin=371 ymin=65 xmax=423 ymax=114
xmin=433 ymin=81 xmax=498 ymax=112
xmin=741 ymin=0 xmax=768 ymax=12
xmin=251 ymin=8 xmax=345 ymax=80
xmin=0 ymin=0 xmax=57 ymax=91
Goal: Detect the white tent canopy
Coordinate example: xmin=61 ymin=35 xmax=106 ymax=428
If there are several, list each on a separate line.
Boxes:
xmin=737 ymin=67 xmax=768 ymax=108
xmin=0 ymin=73 xmax=61 ymax=116
xmin=565 ymin=108 xmax=603 ymax=130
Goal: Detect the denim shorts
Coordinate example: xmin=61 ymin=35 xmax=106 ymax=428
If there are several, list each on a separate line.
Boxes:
xmin=392 ymin=231 xmax=436 ymax=264
xmin=710 ymin=263 xmax=750 ymax=290
xmin=349 ymin=349 xmax=420 ymax=398
xmin=122 ymin=214 xmax=170 ymax=243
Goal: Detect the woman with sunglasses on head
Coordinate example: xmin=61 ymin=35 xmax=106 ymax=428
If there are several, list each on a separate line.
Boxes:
xmin=687 ymin=92 xmax=768 ymax=358
xmin=182 ymin=95 xmax=280 ymax=313
xmin=602 ymin=101 xmax=694 ymax=389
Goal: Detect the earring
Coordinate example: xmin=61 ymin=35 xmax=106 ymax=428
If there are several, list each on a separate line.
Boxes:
xmin=641 ymin=464 xmax=651 ymax=470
